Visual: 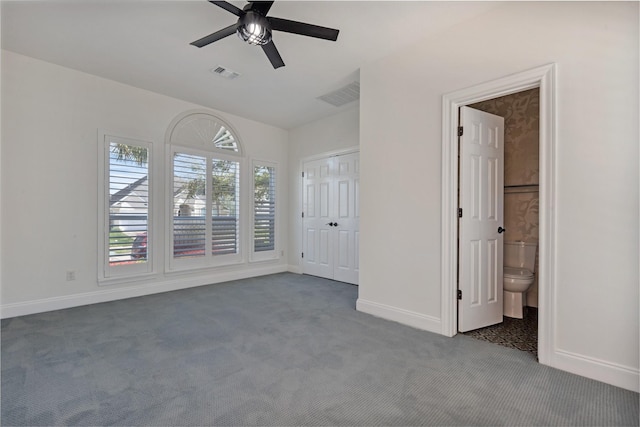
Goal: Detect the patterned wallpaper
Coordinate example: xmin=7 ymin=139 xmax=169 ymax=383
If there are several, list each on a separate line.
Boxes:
xmin=471 ymin=88 xmax=539 ymax=187
xmin=470 ymin=88 xmax=540 ymax=306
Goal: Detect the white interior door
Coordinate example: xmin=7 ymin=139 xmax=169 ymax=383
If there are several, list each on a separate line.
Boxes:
xmin=302 ymin=157 xmax=334 ymax=280
xmin=458 ymin=106 xmax=505 ymax=332
xmin=332 ymin=153 xmax=359 ymax=284
xmin=302 ymin=153 xmax=359 ymax=284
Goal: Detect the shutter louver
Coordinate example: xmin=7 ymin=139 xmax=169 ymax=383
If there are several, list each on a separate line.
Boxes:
xmin=254 ymin=165 xmax=276 ymax=252
xmin=173 ymin=153 xmax=206 ymax=258
xmin=108 ymin=142 xmax=149 ymax=266
xmin=211 ymin=159 xmax=239 ymax=256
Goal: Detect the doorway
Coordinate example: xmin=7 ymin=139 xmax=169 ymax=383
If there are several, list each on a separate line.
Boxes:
xmin=460 ymin=88 xmax=540 ymax=356
xmin=440 ymin=64 xmax=557 ymax=365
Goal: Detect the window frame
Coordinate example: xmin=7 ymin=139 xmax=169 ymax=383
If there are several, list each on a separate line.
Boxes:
xmin=98 ymin=131 xmax=153 ymax=283
xmin=250 ymin=159 xmax=278 ymax=262
xmin=166 ymin=145 xmax=244 ymax=272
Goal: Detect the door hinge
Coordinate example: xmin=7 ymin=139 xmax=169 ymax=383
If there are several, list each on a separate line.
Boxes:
xmin=302 ymin=212 xmax=304 ymax=218
xmin=301 ymin=252 xmax=304 ymax=259
xmin=457 ymin=290 xmax=462 ymax=300
xmin=302 ymin=171 xmax=305 ymax=178
xmin=458 ymin=126 xmax=464 ymax=137
xmin=458 ymin=208 xmax=463 ymax=218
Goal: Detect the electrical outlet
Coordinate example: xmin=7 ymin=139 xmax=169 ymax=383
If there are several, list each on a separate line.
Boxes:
xmin=66 ymin=270 xmax=76 ymax=281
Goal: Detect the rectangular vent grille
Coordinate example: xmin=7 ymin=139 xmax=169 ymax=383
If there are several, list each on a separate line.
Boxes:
xmin=211 ymin=66 xmax=241 ymax=80
xmin=317 ymin=81 xmax=360 ymax=107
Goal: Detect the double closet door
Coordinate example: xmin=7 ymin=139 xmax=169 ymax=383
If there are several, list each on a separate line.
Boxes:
xmin=302 ymin=152 xmax=359 ymax=285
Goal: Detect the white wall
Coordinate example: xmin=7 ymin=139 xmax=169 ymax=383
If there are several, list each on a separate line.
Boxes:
xmin=1 ymin=50 xmax=289 ymax=316
xmin=287 ymin=108 xmax=359 ymax=270
xmin=358 ymin=1 xmax=639 ymax=391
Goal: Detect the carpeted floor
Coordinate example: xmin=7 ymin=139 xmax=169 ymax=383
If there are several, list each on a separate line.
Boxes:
xmin=2 ymin=273 xmax=638 ymax=426
xmin=463 ymin=307 xmax=538 ymax=358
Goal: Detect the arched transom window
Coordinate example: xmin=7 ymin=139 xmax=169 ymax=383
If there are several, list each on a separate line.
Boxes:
xmin=167 ymin=111 xmax=242 ymax=155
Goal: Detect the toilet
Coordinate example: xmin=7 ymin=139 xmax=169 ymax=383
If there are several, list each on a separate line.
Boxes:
xmin=503 ymin=241 xmax=537 ymax=319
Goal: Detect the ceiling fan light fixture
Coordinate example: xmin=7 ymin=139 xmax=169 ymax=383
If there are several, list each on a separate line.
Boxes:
xmin=237 ymin=12 xmax=272 ymax=46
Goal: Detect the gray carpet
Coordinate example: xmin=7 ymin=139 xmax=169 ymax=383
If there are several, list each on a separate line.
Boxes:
xmin=2 ymin=273 xmax=638 ymax=426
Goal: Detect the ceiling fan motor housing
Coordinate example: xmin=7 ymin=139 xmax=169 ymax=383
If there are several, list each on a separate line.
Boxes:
xmin=237 ymin=11 xmax=272 ymax=46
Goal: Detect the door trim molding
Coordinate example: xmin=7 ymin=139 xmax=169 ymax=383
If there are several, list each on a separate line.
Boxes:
xmin=440 ymin=64 xmax=557 ymax=366
xmin=299 ymin=146 xmax=360 ymax=165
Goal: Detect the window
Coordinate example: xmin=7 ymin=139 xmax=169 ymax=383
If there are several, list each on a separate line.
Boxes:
xmin=170 ymin=150 xmax=240 ymax=267
xmin=252 ymin=162 xmax=277 ymax=260
xmin=168 ymin=112 xmax=241 ymax=154
xmin=98 ymin=133 xmax=152 ymax=280
xmin=167 ymin=112 xmax=243 ymax=270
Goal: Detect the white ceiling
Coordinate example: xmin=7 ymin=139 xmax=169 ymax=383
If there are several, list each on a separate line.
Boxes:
xmin=1 ymin=1 xmax=499 ymax=129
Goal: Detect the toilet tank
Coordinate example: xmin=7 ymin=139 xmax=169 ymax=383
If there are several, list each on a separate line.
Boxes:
xmin=504 ymin=241 xmax=537 ymax=272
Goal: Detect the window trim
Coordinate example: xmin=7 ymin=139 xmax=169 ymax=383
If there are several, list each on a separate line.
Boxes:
xmin=250 ymin=159 xmax=279 ymax=263
xmin=97 ymin=130 xmax=154 ymax=283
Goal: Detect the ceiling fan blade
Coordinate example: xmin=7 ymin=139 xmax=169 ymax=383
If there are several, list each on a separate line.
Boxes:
xmin=208 ymin=1 xmax=244 ymax=16
xmin=191 ymin=24 xmax=238 ymax=48
xmin=249 ymin=1 xmax=275 ymax=16
xmin=261 ymin=41 xmax=285 ymax=69
xmin=268 ymin=17 xmax=339 ymax=41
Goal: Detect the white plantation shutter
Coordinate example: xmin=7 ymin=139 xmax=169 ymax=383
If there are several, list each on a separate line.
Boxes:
xmin=170 ymin=148 xmax=241 ymax=268
xmin=99 ymin=134 xmax=152 ymax=281
xmin=109 ymin=143 xmax=149 ymax=265
xmin=172 ymin=153 xmax=206 ymax=258
xmin=211 ymin=159 xmax=240 ymax=256
xmin=253 ymin=164 xmax=276 ymax=253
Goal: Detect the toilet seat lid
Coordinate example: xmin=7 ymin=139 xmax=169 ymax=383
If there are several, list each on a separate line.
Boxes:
xmin=504 ymin=266 xmax=533 ymax=279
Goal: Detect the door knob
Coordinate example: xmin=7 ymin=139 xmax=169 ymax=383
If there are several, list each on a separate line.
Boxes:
xmin=333 ymin=222 xmax=338 ymax=227
xmin=498 ymin=226 xmax=506 ymax=234
xmin=326 ymin=222 xmax=335 ymax=226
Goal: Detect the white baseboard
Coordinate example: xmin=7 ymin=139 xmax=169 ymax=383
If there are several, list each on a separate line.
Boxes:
xmin=552 ymin=348 xmax=639 ymax=392
xmin=1 ymin=264 xmax=288 ymax=319
xmin=356 ymin=298 xmax=441 ymax=334
xmin=287 ymin=264 xmax=303 ymax=274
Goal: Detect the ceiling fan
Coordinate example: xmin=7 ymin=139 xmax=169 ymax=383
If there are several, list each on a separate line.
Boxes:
xmin=191 ymin=1 xmax=340 ymax=69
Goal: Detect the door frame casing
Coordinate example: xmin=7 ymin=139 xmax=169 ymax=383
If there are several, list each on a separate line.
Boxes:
xmin=440 ymin=64 xmax=557 ymax=365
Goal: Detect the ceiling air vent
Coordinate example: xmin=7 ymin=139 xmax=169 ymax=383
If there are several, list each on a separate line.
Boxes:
xmin=210 ymin=66 xmax=241 ymax=80
xmin=317 ymin=81 xmax=360 ymax=107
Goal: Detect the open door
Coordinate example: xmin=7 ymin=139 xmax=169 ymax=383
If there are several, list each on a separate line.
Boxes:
xmin=458 ymin=106 xmax=505 ymax=332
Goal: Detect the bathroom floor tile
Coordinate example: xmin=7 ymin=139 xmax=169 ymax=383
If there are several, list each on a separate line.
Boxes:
xmin=463 ymin=307 xmax=538 ymax=358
